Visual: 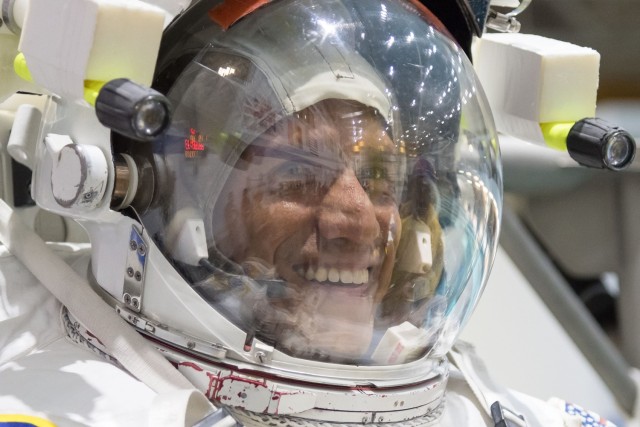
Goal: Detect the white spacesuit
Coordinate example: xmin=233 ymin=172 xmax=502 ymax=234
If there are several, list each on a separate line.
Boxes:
xmin=0 ymin=0 xmax=621 ymax=426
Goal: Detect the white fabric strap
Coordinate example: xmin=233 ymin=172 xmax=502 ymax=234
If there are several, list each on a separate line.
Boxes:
xmin=0 ymin=199 xmax=215 ymax=425
xmin=449 ymin=341 xmax=527 ymax=426
xmin=149 ymin=389 xmax=220 ymax=427
xmin=449 ymin=341 xmax=577 ymax=427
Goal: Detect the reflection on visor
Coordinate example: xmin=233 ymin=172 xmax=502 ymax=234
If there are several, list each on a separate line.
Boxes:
xmin=172 ymin=99 xmax=449 ymax=364
xmin=134 ymin=0 xmax=502 ymax=369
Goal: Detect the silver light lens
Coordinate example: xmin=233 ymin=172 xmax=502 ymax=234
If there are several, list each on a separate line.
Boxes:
xmin=604 ymin=131 xmax=635 ymax=170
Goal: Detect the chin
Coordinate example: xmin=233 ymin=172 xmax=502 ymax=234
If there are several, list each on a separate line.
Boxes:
xmin=277 ymin=294 xmax=376 ymax=361
xmin=280 ymin=325 xmax=374 ymax=362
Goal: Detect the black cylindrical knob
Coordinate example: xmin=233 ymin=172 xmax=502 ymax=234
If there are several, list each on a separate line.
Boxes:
xmin=567 ymin=118 xmax=636 ymax=171
xmin=95 ymin=78 xmax=172 ymax=142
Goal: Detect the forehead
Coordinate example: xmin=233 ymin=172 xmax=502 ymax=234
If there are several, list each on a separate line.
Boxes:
xmin=262 ymin=99 xmax=395 ymax=153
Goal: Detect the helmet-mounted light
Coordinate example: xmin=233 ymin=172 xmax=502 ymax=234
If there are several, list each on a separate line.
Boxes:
xmin=567 ymin=118 xmax=637 ymax=171
xmin=95 ymin=78 xmax=172 ymax=142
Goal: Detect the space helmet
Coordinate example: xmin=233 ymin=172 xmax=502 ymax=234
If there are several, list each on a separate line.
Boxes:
xmin=97 ymin=0 xmax=502 ymax=424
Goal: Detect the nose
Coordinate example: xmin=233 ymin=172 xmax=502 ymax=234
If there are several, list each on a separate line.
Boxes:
xmin=317 ymin=168 xmax=380 ymax=246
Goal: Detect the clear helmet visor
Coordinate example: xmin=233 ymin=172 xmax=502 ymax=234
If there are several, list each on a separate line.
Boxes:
xmin=133 ymin=0 xmax=502 ymax=367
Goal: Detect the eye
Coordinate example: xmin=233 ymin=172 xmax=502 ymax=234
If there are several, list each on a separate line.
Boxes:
xmin=358 ymin=165 xmax=397 ymax=205
xmin=269 ymin=162 xmax=328 ymax=198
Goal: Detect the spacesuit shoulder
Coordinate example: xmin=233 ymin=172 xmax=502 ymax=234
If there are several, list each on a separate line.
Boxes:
xmin=444 ymin=341 xmax=618 ymax=427
xmin=0 ymin=243 xmax=156 ymax=426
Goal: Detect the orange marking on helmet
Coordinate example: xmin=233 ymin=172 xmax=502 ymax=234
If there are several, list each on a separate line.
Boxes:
xmin=405 ymin=0 xmax=456 ymax=42
xmin=209 ymin=0 xmax=271 ymax=30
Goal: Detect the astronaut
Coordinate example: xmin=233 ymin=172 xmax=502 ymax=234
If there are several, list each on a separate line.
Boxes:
xmin=0 ymin=0 xmax=620 ymax=426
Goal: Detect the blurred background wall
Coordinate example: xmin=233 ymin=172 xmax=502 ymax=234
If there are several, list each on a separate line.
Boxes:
xmin=518 ymin=0 xmax=640 ymax=100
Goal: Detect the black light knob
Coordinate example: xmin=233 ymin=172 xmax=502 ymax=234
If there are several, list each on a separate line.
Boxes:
xmin=567 ymin=118 xmax=636 ymax=171
xmin=95 ymin=78 xmax=172 ymax=142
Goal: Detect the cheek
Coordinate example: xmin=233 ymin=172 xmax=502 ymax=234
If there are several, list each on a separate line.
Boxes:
xmin=243 ymin=197 xmax=316 ymax=262
xmin=374 ymin=206 xmax=401 ymax=301
xmin=211 ymin=200 xmax=241 ymax=260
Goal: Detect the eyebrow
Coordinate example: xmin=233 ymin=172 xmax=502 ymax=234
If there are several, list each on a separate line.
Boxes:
xmin=248 ymin=142 xmax=344 ymax=171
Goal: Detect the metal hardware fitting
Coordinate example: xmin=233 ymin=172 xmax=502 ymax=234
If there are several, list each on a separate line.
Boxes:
xmin=116 ymin=305 xmax=228 ymax=360
xmin=122 ymin=226 xmax=147 ymax=312
xmin=486 ymin=0 xmax=532 ymax=33
xmin=491 ymin=401 xmax=527 ymax=427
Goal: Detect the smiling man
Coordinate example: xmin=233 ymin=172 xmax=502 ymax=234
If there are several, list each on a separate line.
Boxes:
xmin=100 ymin=0 xmax=508 ymax=423
xmin=115 ymin=0 xmax=502 ymax=414
xmin=0 ymin=0 xmax=624 ymax=426
xmin=208 ymin=98 xmax=406 ymax=361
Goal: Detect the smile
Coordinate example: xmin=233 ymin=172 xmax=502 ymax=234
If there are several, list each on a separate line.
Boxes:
xmin=295 ymin=265 xmax=371 ymax=285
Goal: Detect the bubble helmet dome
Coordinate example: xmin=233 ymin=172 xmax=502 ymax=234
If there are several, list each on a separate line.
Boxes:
xmin=110 ymin=0 xmax=502 ymax=424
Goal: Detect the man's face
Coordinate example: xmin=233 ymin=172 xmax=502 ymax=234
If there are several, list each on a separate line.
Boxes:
xmin=212 ymin=100 xmax=403 ymax=361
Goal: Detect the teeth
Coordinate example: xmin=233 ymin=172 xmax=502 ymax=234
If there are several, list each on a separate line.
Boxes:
xmin=305 ymin=267 xmax=315 ymax=281
xmin=302 ymin=266 xmax=369 ymax=285
xmin=328 ymin=268 xmax=340 ymax=283
xmin=316 ymin=267 xmax=328 ymax=282
xmin=340 ymin=270 xmax=353 ymax=284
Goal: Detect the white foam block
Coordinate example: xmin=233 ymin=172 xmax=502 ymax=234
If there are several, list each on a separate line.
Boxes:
xmin=473 ymin=33 xmax=600 ymax=144
xmin=88 ymin=0 xmax=165 ymax=85
xmin=19 ymin=0 xmax=165 ymax=101
xmin=0 ymin=35 xmax=40 ymax=102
